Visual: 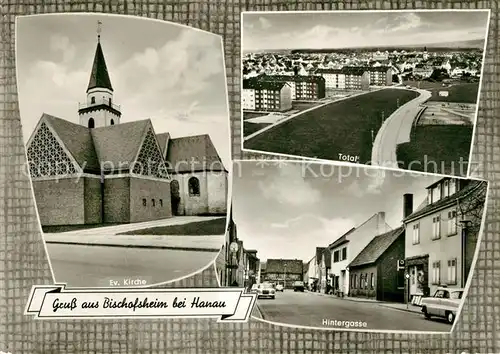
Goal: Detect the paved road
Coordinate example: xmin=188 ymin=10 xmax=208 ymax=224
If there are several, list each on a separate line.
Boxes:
xmin=256 ymin=290 xmax=451 ymax=332
xmin=371 ymin=88 xmax=432 ymax=168
xmin=46 ymin=243 xmax=219 ymax=288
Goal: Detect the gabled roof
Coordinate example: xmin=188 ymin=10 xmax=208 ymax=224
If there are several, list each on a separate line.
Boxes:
xmin=42 ymin=114 xmax=100 ymax=172
xmin=243 ymin=79 xmax=287 ymax=91
xmin=328 ymin=227 xmax=356 ymax=249
xmin=87 ymin=41 xmax=113 ymax=92
xmin=90 ymin=119 xmax=150 ymax=171
xmin=348 ymin=226 xmax=405 ymax=268
xmin=166 ymin=134 xmax=225 ymax=173
xmin=156 ymin=132 xmax=171 ymax=156
xmin=403 ymin=180 xmax=484 ymax=223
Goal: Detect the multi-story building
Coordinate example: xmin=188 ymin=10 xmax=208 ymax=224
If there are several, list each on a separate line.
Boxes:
xmin=245 ymin=249 xmax=259 ymax=289
xmin=329 ymin=212 xmax=392 ymax=296
xmin=315 ymin=67 xmax=370 ymax=90
xmin=413 ymin=65 xmax=434 ymax=78
xmin=262 ymin=74 xmax=326 ymax=100
xmin=242 ymin=78 xmax=292 ymax=112
xmin=403 ymin=178 xmax=487 ymax=304
xmin=314 ymin=247 xmax=325 ymax=292
xmin=354 ymin=66 xmax=392 ymax=86
xmin=305 ymin=255 xmax=318 ymax=289
xmin=348 ymin=227 xmax=406 ymax=302
xmin=319 ymin=248 xmax=332 ymax=293
xmin=264 ymin=259 xmax=303 ymax=289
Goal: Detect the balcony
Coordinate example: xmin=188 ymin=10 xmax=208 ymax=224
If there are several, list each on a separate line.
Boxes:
xmin=78 ymin=98 xmax=121 ymax=112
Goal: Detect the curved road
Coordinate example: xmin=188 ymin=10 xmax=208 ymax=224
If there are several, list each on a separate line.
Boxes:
xmin=371 ymin=88 xmax=432 ymax=168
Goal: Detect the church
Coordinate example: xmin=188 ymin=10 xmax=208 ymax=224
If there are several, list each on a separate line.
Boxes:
xmin=26 ymin=31 xmax=228 ymax=226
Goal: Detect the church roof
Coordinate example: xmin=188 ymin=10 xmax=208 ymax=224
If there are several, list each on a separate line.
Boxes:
xmin=166 ymin=134 xmax=225 ymax=173
xmin=156 ymin=132 xmax=171 ymax=156
xmin=91 ymin=119 xmax=150 ymax=171
xmin=42 ymin=114 xmax=100 ymax=172
xmin=87 ymin=42 xmax=113 ymax=92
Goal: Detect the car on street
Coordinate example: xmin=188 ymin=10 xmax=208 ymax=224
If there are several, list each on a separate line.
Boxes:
xmin=293 ymin=281 xmax=305 ymax=292
xmin=420 ymin=287 xmax=464 ymax=324
xmin=256 ymin=283 xmax=276 ymax=299
xmin=249 ymin=284 xmax=259 ymax=294
xmin=275 ymin=283 xmax=284 ymax=292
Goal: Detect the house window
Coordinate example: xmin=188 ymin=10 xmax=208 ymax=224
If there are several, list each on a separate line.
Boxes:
xmin=364 ymin=274 xmax=368 ymax=289
xmin=449 ymin=179 xmax=456 ymax=195
xmin=432 ymin=261 xmax=441 ymax=285
xmin=342 ymin=247 xmax=347 ymax=261
xmin=370 ymin=273 xmax=374 ymax=289
xmin=88 ymin=118 xmax=95 ymax=129
xmin=447 ymin=210 xmax=457 ymax=235
xmin=447 ymin=259 xmax=457 ymax=285
xmin=188 ymin=177 xmax=200 ymax=196
xmin=443 ymin=180 xmax=449 ymax=198
xmin=91 ymin=96 xmax=95 ymax=104
xmin=353 ymin=274 xmax=357 ymax=289
xmin=412 ymin=223 xmax=420 ymax=244
xmin=432 ymin=216 xmax=441 ymax=240
xmin=142 ymin=198 xmax=147 ymax=206
xmin=159 ymin=199 xmax=163 ymax=207
xmin=152 ymin=199 xmax=155 ymax=207
xmin=333 ymin=251 xmax=339 ymax=263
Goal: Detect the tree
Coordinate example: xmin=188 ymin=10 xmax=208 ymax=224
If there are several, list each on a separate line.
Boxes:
xmin=456 ymin=180 xmax=488 ymax=234
xmin=392 ymin=74 xmax=399 ymax=83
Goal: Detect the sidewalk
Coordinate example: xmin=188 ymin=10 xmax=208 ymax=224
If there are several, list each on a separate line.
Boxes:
xmin=43 ymin=233 xmax=224 ymax=252
xmin=306 ymin=290 xmax=422 ymax=314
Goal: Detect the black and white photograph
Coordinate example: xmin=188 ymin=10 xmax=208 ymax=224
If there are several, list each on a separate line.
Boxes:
xmin=228 ymin=160 xmax=488 ymax=332
xmin=241 ymin=10 xmax=490 ymax=177
xmin=16 ymin=14 xmax=231 ymax=288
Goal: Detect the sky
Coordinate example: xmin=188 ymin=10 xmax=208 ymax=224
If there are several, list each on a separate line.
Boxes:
xmin=242 ymin=10 xmax=490 ymax=51
xmin=16 ymin=14 xmax=230 ymax=169
xmin=232 ymin=160 xmax=446 ymax=263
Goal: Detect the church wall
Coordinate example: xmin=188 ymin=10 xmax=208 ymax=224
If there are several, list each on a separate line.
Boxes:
xmin=103 ymin=177 xmax=130 ymax=223
xmin=173 ymin=172 xmax=209 ymax=216
xmin=79 ymin=109 xmax=120 ymax=128
xmin=33 ymin=178 xmax=85 ymax=226
xmin=84 ymin=177 xmax=102 ymax=224
xmin=207 ymin=171 xmax=228 ymax=214
xmin=129 ymin=177 xmax=172 ymax=223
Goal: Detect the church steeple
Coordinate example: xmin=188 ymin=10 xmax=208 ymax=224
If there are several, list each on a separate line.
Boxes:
xmin=78 ymin=21 xmax=121 ymax=129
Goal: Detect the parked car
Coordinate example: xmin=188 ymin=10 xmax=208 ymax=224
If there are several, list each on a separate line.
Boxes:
xmin=293 ymin=281 xmax=305 ymax=292
xmin=421 ymin=287 xmax=464 ymax=324
xmin=256 ymin=283 xmax=276 ymax=299
xmin=275 ymin=284 xmax=284 ymax=292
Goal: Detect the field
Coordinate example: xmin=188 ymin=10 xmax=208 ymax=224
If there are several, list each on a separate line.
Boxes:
xmin=244 ymin=122 xmax=271 ymax=137
xmin=244 ymin=89 xmax=418 ymax=163
xmin=403 ymin=80 xmax=479 ymax=104
xmin=396 ymin=125 xmax=473 ymax=176
xmin=118 ymin=217 xmax=227 ymax=236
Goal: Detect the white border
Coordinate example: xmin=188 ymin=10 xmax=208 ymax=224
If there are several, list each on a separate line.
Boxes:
xmin=231 ymin=159 xmax=490 ymax=334
xmin=15 ymin=12 xmax=232 ymax=290
xmin=240 ymin=9 xmax=491 ymax=178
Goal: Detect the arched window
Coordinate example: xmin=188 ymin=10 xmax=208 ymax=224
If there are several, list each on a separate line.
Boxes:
xmin=152 ymin=199 xmax=155 ymax=207
xmin=88 ymin=118 xmax=95 ymax=128
xmin=142 ymin=198 xmax=147 ymax=206
xmin=159 ymin=199 xmax=163 ymax=207
xmin=109 ymin=98 xmax=112 ymax=106
xmin=91 ymin=96 xmax=95 ymax=104
xmin=110 ymin=119 xmax=115 ymax=125
xmin=188 ymin=177 xmax=200 ymax=196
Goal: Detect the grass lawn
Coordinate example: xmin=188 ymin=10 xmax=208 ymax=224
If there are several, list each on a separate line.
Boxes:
xmin=243 ymin=112 xmax=267 ymax=119
xmin=244 ymin=89 xmax=418 ymax=163
xmin=427 ymin=82 xmax=479 ymax=104
xmin=42 ymin=223 xmax=124 ymax=233
xmin=396 ymin=125 xmax=472 ymax=176
xmin=118 ymin=217 xmax=227 ymax=236
xmin=292 ymin=101 xmax=321 ymax=111
xmin=244 ymin=122 xmax=272 ymax=137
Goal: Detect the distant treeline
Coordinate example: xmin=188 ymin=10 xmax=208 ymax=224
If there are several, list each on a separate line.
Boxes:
xmin=289 ymin=47 xmax=482 ymax=54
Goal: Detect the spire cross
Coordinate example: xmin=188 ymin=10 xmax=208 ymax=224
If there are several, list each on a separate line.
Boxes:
xmin=97 ymin=20 xmax=102 ymax=41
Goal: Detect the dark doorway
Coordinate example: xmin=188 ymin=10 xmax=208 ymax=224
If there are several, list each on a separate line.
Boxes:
xmin=170 ymin=180 xmax=181 ymax=215
xmin=88 ymin=118 xmax=95 ymax=128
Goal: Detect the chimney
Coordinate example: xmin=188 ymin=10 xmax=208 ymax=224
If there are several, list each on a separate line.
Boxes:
xmin=403 ymin=193 xmax=414 ymax=219
xmin=376 ymin=211 xmax=386 ymax=234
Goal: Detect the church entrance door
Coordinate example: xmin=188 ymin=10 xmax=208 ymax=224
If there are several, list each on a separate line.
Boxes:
xmin=170 ymin=180 xmax=181 ymax=216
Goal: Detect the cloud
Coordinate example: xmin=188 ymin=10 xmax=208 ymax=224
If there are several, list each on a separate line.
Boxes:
xmin=346 ymin=170 xmax=386 ymax=198
xmin=259 ymin=17 xmax=272 ymax=29
xmin=390 ymin=13 xmax=422 ymax=32
xmin=258 ymin=164 xmax=322 ymax=206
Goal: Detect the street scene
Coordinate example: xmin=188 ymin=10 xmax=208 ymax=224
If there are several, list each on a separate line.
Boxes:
xmin=17 ymin=15 xmax=231 ymax=286
xmin=241 ymin=10 xmax=490 ymax=176
xmin=232 ymin=160 xmax=488 ymax=332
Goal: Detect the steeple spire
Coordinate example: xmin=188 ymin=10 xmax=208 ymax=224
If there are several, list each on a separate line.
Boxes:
xmin=87 ymin=21 xmax=113 ymax=93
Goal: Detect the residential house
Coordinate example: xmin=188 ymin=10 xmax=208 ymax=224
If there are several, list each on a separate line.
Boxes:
xmin=258 ymin=262 xmax=266 ymax=284
xmin=329 ymin=212 xmax=392 ymax=296
xmin=306 ymin=255 xmax=318 ymax=290
xmin=264 ymin=259 xmax=303 ymax=288
xmin=303 ymin=260 xmax=310 ymax=288
xmin=242 ymin=78 xmax=293 ymax=112
xmin=319 ymin=248 xmax=332 ymax=293
xmin=403 ymin=178 xmax=487 ymax=304
xmin=263 ymin=74 xmax=326 ymax=100
xmin=245 ymin=249 xmax=259 ymax=289
xmin=348 ymin=226 xmax=406 ymax=302
xmin=413 ymin=64 xmax=434 ymax=78
xmin=315 ymin=247 xmax=325 ymax=292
